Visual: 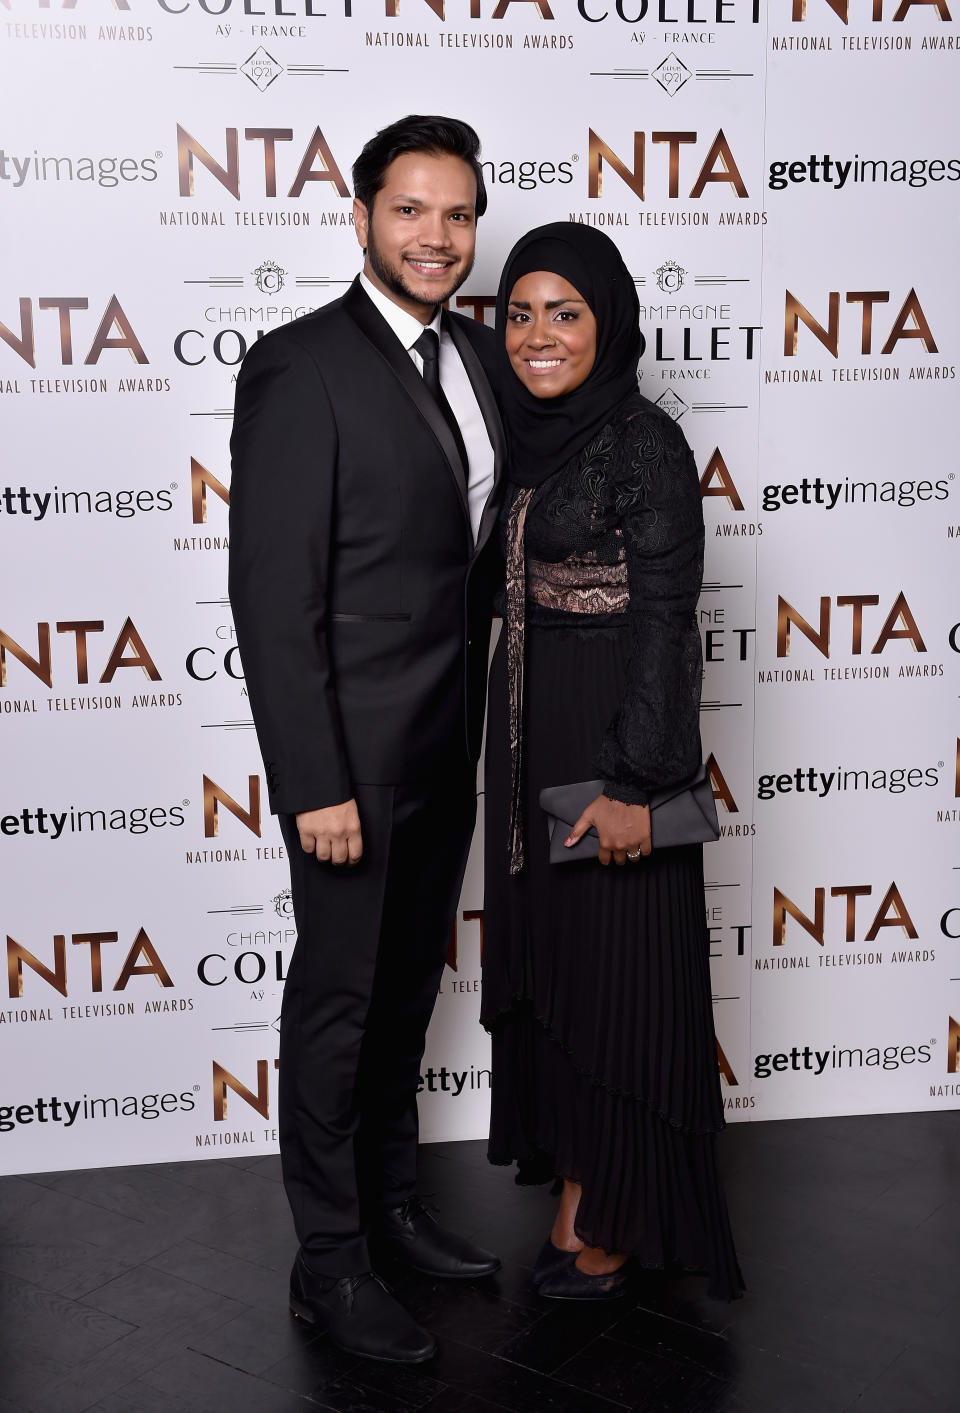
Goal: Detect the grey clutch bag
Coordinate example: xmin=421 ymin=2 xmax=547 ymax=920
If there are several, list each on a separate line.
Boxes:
xmin=538 ymin=765 xmax=720 ymax=865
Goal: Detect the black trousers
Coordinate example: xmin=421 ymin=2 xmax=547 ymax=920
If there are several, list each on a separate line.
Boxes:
xmin=277 ymin=764 xmax=476 ymax=1277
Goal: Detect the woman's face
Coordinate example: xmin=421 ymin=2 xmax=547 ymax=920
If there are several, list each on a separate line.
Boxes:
xmin=505 ymin=270 xmax=598 ymax=399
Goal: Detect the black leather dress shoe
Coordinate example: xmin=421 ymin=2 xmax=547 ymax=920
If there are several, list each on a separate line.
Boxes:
xmin=531 ymin=1237 xmax=579 ymax=1289
xmin=289 ymin=1251 xmax=436 ymax=1363
xmin=538 ymin=1259 xmax=631 ymax=1301
xmin=374 ymin=1197 xmax=501 ymax=1279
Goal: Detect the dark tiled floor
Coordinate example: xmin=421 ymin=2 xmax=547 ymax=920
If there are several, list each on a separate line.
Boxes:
xmin=1 ymin=1113 xmax=959 ymax=1411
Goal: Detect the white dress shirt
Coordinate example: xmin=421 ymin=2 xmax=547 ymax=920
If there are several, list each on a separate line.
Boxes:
xmin=359 ymin=273 xmax=495 ymax=544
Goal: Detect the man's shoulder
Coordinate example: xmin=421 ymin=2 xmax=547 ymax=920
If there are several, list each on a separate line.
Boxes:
xmin=236 ymin=290 xmax=361 ymax=378
xmin=262 ymin=294 xmax=351 ymax=349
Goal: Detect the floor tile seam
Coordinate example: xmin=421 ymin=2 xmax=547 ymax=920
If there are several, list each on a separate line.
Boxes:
xmin=44 ymin=1357 xmax=177 ymax=1413
xmin=63 ymin=1269 xmax=164 ymax=1305
xmin=837 ymin=1339 xmax=921 ymax=1400
xmin=11 ymin=1335 xmax=171 ymax=1413
xmin=0 ymin=1252 xmax=109 ymax=1300
xmin=730 ymin=1185 xmax=912 ymax=1220
xmin=0 ymin=1176 xmax=47 ymax=1201
xmin=609 ymin=1302 xmax=732 ymax=1345
xmin=169 ymin=1233 xmax=291 ymax=1278
xmin=859 ymin=1166 xmax=938 ymax=1206
xmin=257 ymin=1353 xmax=364 ymax=1390
xmin=9 ymin=1180 xmax=156 ymax=1229
xmin=484 ymin=1314 xmax=568 ymax=1363
xmin=419 ymin=1393 xmax=505 ymax=1413
xmin=11 ymin=1173 xmax=75 ymax=1186
xmin=725 ymin=1128 xmax=922 ymax=1163
xmin=400 ymin=1281 xmax=547 ymax=1324
xmin=914 ymin=1197 xmax=952 ymax=1232
xmin=307 ymin=1369 xmax=441 ymax=1413
xmin=585 ymin=1331 xmax=733 ymax=1383
xmin=813 ymin=1129 xmax=926 ymax=1162
xmin=145 ymin=1350 xmax=349 ymax=1407
xmin=0 ymin=1232 xmax=171 ymax=1288
xmin=77 ymin=1272 xmax=252 ymax=1337
xmin=158 ymin=1163 xmax=286 ymax=1197
xmin=72 ymin=1243 xmax=192 ymax=1303
xmin=21 ymin=1319 xmax=181 ymax=1381
xmin=30 ymin=1180 xmax=254 ymax=1230
xmin=0 ymin=1269 xmax=142 ymax=1339
xmin=836 ymin=1376 xmax=899 ymax=1413
xmin=142 ymin=1348 xmax=326 ymax=1408
xmin=714 ymin=1329 xmax=911 ymax=1381
xmin=183 ymin=1324 xmax=330 ymax=1377
xmin=467 ymin=1343 xmax=632 ymax=1411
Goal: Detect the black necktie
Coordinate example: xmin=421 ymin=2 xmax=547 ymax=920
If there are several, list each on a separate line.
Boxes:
xmin=413 ymin=328 xmax=469 ymax=489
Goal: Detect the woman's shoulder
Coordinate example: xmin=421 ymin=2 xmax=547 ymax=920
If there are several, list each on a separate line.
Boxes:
xmin=609 ymin=391 xmax=695 ymax=473
xmin=614 ymin=389 xmax=689 ymax=439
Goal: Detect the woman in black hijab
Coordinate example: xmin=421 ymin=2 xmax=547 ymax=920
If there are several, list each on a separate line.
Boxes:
xmin=481 ymin=223 xmax=743 ymax=1301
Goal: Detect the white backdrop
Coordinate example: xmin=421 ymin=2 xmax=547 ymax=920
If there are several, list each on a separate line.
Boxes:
xmin=1 ymin=0 xmax=958 ymax=1175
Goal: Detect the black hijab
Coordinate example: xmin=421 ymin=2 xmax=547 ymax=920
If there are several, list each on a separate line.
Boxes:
xmin=494 ymin=222 xmax=641 ymax=488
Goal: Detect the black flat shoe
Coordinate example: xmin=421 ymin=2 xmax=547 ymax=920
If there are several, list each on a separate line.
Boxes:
xmin=374 ymin=1197 xmax=501 ymax=1280
xmin=538 ymin=1259 xmax=631 ymax=1301
xmin=531 ymin=1237 xmax=579 ymax=1289
xmin=289 ymin=1251 xmax=436 ymax=1363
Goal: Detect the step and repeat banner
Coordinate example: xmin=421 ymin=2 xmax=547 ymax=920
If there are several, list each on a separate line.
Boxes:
xmin=1 ymin=0 xmax=958 ymax=1175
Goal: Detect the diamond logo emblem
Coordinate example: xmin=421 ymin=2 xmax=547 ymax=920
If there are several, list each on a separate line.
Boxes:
xmin=240 ymin=47 xmax=284 ymax=92
xmin=653 ymin=53 xmax=691 ymax=97
xmin=655 ymin=390 xmax=688 ymax=422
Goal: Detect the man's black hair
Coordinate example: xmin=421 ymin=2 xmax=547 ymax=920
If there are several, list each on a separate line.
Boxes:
xmin=352 ymin=114 xmax=487 ymax=218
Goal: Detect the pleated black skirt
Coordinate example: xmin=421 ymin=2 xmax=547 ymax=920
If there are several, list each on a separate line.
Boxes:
xmin=481 ymin=624 xmax=743 ymax=1300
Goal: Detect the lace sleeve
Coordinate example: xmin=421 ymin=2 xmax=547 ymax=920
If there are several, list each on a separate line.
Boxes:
xmin=593 ymin=409 xmax=704 ymax=805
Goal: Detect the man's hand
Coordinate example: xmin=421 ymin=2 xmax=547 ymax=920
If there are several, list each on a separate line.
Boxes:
xmin=565 ymin=795 xmax=651 ymax=867
xmin=296 ymin=800 xmax=363 ymax=866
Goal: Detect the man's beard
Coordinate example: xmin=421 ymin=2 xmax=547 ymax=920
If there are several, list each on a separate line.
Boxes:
xmin=366 ymin=220 xmax=473 ymax=311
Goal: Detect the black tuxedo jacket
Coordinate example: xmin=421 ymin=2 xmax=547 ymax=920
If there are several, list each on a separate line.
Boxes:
xmin=228 ymin=279 xmax=505 ymax=816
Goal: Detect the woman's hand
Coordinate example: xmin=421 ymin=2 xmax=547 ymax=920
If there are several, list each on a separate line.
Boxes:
xmin=565 ymin=795 xmax=651 ymax=866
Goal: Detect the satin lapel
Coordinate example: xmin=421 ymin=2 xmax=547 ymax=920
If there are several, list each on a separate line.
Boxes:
xmin=446 ymin=313 xmax=506 ymax=555
xmin=343 ymin=281 xmax=469 ymax=518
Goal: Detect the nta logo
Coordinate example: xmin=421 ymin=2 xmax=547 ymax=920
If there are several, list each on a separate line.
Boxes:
xmin=177 ymin=125 xmax=349 ymax=200
xmin=773 ymin=882 xmax=917 ymax=947
xmin=0 ymin=619 xmax=160 ymax=688
xmin=784 ymin=290 xmax=937 ymax=357
xmin=0 ymin=297 xmax=147 ymax=369
xmin=777 ymin=593 xmax=925 ymax=658
xmin=588 ymin=129 xmax=748 ymax=202
xmin=8 ymin=928 xmax=173 ymax=999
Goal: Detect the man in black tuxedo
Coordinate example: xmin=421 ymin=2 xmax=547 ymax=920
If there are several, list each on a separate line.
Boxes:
xmin=229 ymin=116 xmax=504 ymax=1364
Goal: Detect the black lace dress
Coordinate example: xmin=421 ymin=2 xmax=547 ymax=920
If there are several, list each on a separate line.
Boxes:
xmin=481 ymin=391 xmax=743 ymax=1300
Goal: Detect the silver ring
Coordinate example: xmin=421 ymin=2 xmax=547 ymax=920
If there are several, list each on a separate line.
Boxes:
xmin=626 ymin=848 xmax=642 ymax=861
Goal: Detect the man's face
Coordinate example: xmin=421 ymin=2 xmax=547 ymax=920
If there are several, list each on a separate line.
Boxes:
xmin=353 ymin=151 xmax=478 ymax=323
